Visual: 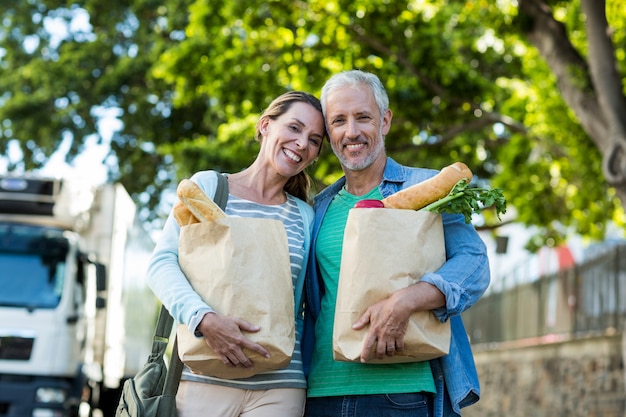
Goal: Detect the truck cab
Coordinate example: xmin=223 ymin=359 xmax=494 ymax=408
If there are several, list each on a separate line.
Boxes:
xmin=0 ymin=175 xmax=156 ymax=417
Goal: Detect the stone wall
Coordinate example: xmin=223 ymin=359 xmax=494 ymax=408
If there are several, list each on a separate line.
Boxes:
xmin=462 ymin=333 xmax=626 ymax=417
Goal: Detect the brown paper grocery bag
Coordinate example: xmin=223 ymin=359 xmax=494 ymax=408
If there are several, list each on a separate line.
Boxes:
xmin=177 ymin=217 xmax=295 ymax=379
xmin=333 ymin=208 xmax=450 ymax=364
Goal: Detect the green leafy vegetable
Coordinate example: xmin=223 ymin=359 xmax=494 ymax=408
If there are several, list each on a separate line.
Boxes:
xmin=420 ymin=179 xmax=507 ymax=224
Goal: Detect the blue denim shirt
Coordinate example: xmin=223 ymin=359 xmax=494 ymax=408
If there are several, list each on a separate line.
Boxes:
xmin=303 ymin=157 xmax=490 ymax=417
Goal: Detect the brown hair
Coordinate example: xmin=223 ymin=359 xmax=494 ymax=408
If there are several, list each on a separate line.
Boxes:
xmin=255 ymin=91 xmax=325 ymax=202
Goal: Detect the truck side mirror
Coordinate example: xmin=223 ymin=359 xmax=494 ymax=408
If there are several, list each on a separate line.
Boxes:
xmin=95 ymin=263 xmax=106 ymax=292
xmin=95 ymin=296 xmax=106 ymax=309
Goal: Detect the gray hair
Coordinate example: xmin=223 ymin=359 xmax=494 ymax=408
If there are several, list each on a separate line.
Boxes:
xmin=320 ymin=70 xmax=389 ymax=118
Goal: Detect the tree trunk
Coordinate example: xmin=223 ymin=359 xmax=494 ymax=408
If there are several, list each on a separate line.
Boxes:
xmin=581 ymin=0 xmax=626 ymax=188
xmin=519 ymin=0 xmax=626 ymax=204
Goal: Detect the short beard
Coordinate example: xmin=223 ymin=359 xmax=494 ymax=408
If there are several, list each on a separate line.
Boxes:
xmin=332 ymin=135 xmax=385 ymax=171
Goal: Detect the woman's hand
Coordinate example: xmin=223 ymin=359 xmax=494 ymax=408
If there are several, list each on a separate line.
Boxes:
xmin=195 ymin=312 xmax=270 ymax=368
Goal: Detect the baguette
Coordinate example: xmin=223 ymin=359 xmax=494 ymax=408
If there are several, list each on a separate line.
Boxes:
xmin=381 ymin=162 xmax=473 ymax=210
xmin=173 ymin=201 xmax=200 ymax=226
xmin=176 ymin=179 xmax=226 ymax=222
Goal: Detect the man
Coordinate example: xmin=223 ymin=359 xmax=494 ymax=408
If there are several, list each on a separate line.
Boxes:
xmin=303 ymin=70 xmax=490 ymax=417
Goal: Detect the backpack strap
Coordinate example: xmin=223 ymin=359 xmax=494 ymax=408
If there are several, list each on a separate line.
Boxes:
xmin=213 ymin=172 xmax=229 ymax=210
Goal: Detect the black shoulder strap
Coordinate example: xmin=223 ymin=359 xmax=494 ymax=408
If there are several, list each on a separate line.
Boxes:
xmin=161 ymin=172 xmax=229 ymax=396
xmin=162 ymin=307 xmax=182 ymax=395
xmin=213 ymin=172 xmax=229 ymax=210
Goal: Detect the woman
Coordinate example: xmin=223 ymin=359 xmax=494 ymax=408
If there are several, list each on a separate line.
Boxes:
xmin=146 ymin=91 xmax=326 ymax=417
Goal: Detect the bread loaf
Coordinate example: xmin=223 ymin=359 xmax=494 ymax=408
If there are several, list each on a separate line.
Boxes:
xmin=173 ymin=201 xmax=200 ymax=226
xmin=176 ymin=179 xmax=226 ymax=222
xmin=381 ymin=162 xmax=473 ymax=210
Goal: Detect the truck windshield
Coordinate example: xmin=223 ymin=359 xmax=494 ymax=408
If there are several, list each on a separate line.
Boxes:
xmin=0 ymin=223 xmax=69 ymax=309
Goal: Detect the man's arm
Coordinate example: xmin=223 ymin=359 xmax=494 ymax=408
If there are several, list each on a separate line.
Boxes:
xmin=352 ymin=213 xmax=490 ymax=362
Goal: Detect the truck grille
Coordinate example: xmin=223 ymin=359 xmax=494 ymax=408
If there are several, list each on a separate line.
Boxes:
xmin=0 ymin=336 xmax=34 ymax=360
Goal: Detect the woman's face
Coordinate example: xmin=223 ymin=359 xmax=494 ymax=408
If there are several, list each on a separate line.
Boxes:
xmin=259 ymin=101 xmax=325 ymax=178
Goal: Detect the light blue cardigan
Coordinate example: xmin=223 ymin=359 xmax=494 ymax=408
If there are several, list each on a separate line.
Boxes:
xmin=146 ymin=170 xmax=314 ymax=337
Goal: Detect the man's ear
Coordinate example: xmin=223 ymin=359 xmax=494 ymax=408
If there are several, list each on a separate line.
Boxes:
xmin=382 ymin=109 xmax=393 ymax=135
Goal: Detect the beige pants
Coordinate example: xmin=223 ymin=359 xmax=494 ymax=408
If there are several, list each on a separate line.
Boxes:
xmin=176 ymin=380 xmax=306 ymax=417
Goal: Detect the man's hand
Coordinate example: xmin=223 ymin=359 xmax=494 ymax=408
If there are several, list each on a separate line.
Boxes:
xmin=352 ymin=291 xmax=412 ymax=362
xmin=351 ymin=282 xmax=446 ymax=362
xmin=195 ymin=312 xmax=270 ymax=368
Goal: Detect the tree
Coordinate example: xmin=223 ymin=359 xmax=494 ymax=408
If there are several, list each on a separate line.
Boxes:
xmin=0 ymin=0 xmax=624 ymax=245
xmin=507 ymin=0 xmax=626 ymax=247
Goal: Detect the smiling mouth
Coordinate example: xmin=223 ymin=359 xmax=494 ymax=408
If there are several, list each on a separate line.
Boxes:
xmin=345 ymin=143 xmax=366 ymax=151
xmin=283 ymin=148 xmax=302 ymax=162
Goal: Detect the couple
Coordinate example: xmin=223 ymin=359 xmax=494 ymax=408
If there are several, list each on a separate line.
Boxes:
xmin=146 ymin=70 xmax=490 ymax=417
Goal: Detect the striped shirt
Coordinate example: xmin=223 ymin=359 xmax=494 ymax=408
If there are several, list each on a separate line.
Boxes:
xmin=182 ymin=193 xmax=307 ymax=389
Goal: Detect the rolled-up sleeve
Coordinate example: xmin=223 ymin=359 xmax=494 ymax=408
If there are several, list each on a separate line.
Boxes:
xmin=420 ymin=212 xmax=490 ymax=322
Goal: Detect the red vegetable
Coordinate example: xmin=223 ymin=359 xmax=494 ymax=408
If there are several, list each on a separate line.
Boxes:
xmin=354 ymin=199 xmax=385 ymax=209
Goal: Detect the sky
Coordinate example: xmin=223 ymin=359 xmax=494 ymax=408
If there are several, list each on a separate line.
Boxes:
xmin=0 ymin=117 xmax=118 ymax=188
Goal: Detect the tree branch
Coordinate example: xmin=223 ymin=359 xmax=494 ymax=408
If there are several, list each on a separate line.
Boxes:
xmin=518 ymin=0 xmax=608 ymax=148
xmin=349 ymin=22 xmax=528 ymax=145
xmin=437 ymin=112 xmax=528 ymax=142
xmin=349 ymin=22 xmax=450 ymax=99
xmin=390 ymin=111 xmax=526 ymax=152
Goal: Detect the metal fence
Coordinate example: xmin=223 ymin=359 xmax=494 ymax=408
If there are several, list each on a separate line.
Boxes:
xmin=462 ymin=243 xmax=626 ymax=346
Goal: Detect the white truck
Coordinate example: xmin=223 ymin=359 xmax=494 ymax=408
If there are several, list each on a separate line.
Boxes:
xmin=0 ymin=174 xmax=158 ymax=417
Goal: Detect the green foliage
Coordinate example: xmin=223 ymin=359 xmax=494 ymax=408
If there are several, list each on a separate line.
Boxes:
xmin=0 ymin=0 xmax=624 ymax=247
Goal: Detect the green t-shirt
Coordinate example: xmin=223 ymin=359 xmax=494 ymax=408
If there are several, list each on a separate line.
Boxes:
xmin=307 ymin=185 xmax=436 ymax=397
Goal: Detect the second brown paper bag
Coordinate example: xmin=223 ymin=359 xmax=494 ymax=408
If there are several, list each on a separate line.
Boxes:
xmin=177 ymin=217 xmax=295 ymax=379
xmin=333 ymin=208 xmax=451 ymax=363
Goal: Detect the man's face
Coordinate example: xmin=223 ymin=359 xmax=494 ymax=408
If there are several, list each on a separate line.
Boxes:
xmin=324 ymin=85 xmax=391 ymax=171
